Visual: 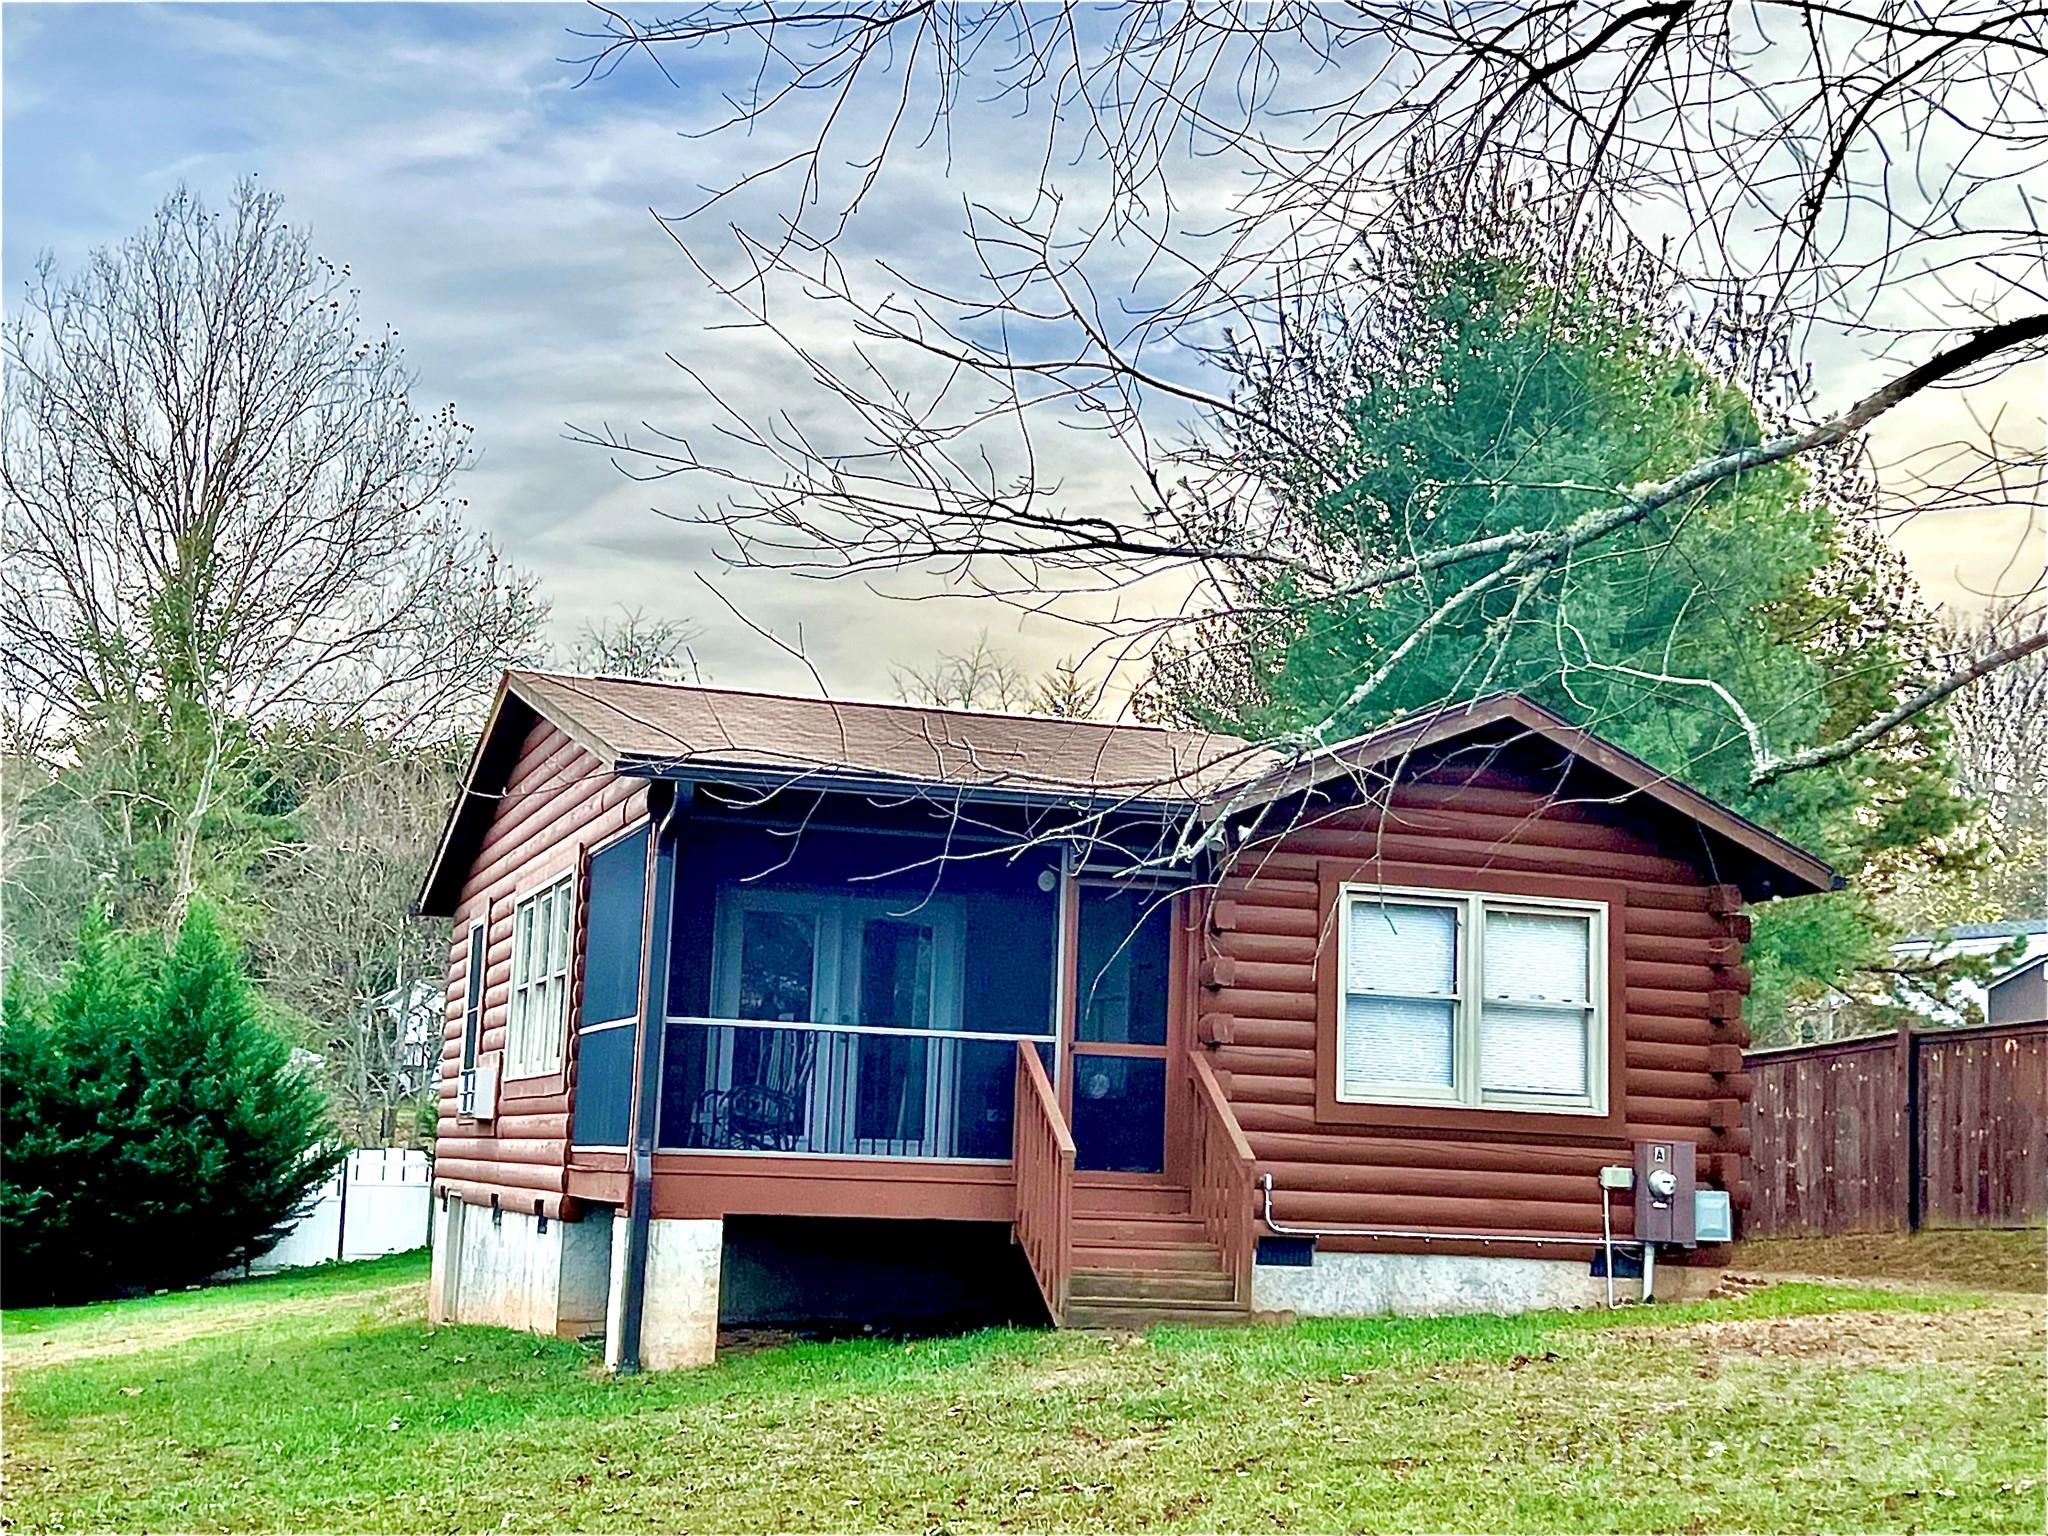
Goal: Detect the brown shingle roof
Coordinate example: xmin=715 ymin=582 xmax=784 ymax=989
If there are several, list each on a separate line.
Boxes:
xmin=508 ymin=670 xmax=1273 ymax=800
xmin=415 ymin=672 xmax=1838 ymax=914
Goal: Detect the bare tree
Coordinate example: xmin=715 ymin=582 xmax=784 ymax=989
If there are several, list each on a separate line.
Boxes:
xmin=565 ymin=605 xmax=702 ymax=680
xmin=893 ymin=632 xmax=1031 ymax=711
xmin=1934 ymin=600 xmax=2048 ymax=917
xmin=2 ymin=181 xmax=544 ymax=934
xmin=569 ymin=1 xmax=2046 ymax=815
xmin=253 ymin=725 xmax=460 ymax=1144
xmin=894 ymin=631 xmax=1100 ymax=717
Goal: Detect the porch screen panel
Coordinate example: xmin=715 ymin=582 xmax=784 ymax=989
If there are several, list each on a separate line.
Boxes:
xmin=573 ymin=826 xmax=649 ymax=1147
xmin=654 ymin=823 xmax=1060 ymax=1159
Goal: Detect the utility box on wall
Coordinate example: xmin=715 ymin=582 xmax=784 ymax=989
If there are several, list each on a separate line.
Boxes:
xmin=1634 ymin=1139 xmax=1698 ymax=1246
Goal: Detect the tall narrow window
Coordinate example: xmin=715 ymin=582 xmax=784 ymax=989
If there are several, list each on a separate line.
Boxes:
xmin=507 ymin=872 xmax=574 ymax=1077
xmin=1335 ymin=886 xmax=1605 ymax=1114
xmin=460 ymin=917 xmax=487 ymax=1074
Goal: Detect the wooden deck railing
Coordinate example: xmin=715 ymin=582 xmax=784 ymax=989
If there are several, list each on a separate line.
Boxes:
xmin=1013 ymin=1042 xmax=1076 ymax=1325
xmin=1187 ymin=1051 xmax=1259 ymax=1307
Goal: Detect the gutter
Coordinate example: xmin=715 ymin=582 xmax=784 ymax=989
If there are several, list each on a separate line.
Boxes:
xmin=615 ymin=758 xmax=1203 ymax=820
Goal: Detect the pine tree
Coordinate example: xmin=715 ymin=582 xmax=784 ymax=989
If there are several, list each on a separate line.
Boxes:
xmin=0 ymin=906 xmax=342 ymax=1304
xmin=1150 ymin=245 xmax=1979 ymax=1040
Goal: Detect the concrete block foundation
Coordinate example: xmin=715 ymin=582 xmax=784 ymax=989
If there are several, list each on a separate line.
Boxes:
xmin=431 ymin=1198 xmax=721 ymax=1369
xmin=1252 ymin=1249 xmax=1645 ymax=1318
xmin=429 ymin=1198 xmax=613 ymax=1339
xmin=604 ymin=1216 xmax=724 ymax=1372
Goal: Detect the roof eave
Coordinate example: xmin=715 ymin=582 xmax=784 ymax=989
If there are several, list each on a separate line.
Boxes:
xmin=414 ymin=680 xmax=549 ymax=918
xmin=615 ymin=754 xmax=1202 ymax=818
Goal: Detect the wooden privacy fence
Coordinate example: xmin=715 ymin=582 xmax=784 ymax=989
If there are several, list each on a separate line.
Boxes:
xmin=1744 ymin=1019 xmax=2048 ymax=1236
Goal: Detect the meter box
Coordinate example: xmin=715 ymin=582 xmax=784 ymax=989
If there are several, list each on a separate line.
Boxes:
xmin=1693 ymin=1189 xmax=1734 ymax=1244
xmin=1633 ymin=1139 xmax=1697 ymax=1246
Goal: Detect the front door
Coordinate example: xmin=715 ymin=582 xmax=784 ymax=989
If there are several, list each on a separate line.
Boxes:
xmin=1067 ymin=883 xmax=1175 ymax=1174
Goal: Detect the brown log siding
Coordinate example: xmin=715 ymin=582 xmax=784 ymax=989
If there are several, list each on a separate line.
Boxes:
xmin=1206 ymin=778 xmax=1752 ymax=1257
xmin=434 ymin=719 xmax=648 ymax=1217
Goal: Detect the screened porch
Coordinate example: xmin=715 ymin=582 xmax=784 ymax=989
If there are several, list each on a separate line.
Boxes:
xmin=569 ymin=807 xmax=1184 ymax=1172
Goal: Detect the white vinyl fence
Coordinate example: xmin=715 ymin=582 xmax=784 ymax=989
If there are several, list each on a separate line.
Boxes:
xmin=255 ymin=1148 xmax=433 ymax=1272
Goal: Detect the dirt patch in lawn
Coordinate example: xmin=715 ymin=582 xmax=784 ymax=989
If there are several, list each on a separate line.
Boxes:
xmin=1737 ymin=1228 xmax=2045 ymax=1294
xmin=1617 ymin=1298 xmax=2045 ymax=1373
xmin=3 ymin=1279 xmax=427 ymax=1369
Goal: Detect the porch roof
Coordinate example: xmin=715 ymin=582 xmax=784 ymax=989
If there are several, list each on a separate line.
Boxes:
xmin=507 ymin=669 xmax=1273 ymax=800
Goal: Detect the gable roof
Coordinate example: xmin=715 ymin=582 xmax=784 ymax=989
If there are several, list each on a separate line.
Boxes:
xmin=416 ymin=673 xmax=1837 ymax=915
xmin=1206 ymin=693 xmax=1839 ymax=901
xmin=1991 ymin=953 xmax=2048 ymax=993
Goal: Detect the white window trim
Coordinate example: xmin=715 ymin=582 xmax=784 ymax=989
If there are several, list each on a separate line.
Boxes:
xmin=1335 ymin=882 xmax=1608 ymax=1116
xmin=506 ymin=871 xmax=575 ymax=1080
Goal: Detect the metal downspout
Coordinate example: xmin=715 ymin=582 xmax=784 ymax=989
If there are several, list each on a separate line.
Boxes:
xmin=615 ymin=783 xmax=682 ymax=1374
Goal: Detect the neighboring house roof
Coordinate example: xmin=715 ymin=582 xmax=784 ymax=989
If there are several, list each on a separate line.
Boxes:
xmin=1899 ymin=917 xmax=2048 ymax=947
xmin=416 ymin=672 xmax=1838 ymax=915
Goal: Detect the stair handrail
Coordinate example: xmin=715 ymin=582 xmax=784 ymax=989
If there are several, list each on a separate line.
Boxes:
xmin=1013 ymin=1041 xmax=1075 ymax=1325
xmin=1187 ymin=1049 xmax=1259 ymax=1307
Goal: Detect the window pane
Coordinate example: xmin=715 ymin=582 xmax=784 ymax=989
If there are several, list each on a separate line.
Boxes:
xmin=1484 ymin=909 xmax=1590 ymax=1004
xmin=1341 ymin=995 xmax=1455 ymax=1093
xmin=856 ymin=1034 xmax=928 ymax=1144
xmin=554 ymin=884 xmax=575 ymax=976
xmin=859 ymin=919 xmax=934 ymax=1029
xmin=1076 ymin=887 xmax=1172 ymax=1045
xmin=514 ymin=902 xmax=535 ymax=987
xmin=1071 ymin=1055 xmax=1167 ymax=1173
xmin=1348 ymin=900 xmax=1457 ymax=996
xmin=736 ymin=910 xmax=815 ymax=1022
xmin=1481 ymin=1003 xmax=1590 ymax=1097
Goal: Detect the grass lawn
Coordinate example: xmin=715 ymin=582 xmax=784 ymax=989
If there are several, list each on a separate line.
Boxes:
xmin=3 ymin=1247 xmax=2041 ymax=1533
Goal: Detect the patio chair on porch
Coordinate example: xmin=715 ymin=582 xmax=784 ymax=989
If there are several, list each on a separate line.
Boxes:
xmin=697 ymin=1028 xmax=819 ymax=1151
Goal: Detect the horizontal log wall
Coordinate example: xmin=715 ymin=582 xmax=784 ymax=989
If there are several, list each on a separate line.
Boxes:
xmin=434 ymin=721 xmax=647 ymax=1218
xmin=1209 ymin=781 xmax=1751 ymax=1258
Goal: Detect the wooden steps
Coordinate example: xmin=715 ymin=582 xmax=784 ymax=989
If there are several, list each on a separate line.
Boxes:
xmin=1058 ymin=1179 xmax=1251 ymax=1330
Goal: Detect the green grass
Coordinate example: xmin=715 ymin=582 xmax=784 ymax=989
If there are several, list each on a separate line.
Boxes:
xmin=3 ymin=1252 xmax=2041 ymax=1533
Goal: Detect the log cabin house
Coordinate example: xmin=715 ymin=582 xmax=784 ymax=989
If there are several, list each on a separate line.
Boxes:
xmin=417 ymin=671 xmax=1836 ymax=1368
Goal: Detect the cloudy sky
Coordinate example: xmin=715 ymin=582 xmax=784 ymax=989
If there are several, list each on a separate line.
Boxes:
xmin=5 ymin=3 xmax=2040 ymax=706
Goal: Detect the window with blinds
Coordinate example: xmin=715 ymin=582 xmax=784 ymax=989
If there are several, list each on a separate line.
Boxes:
xmin=1336 ymin=885 xmax=1606 ymax=1113
xmin=507 ymin=872 xmax=575 ymax=1078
